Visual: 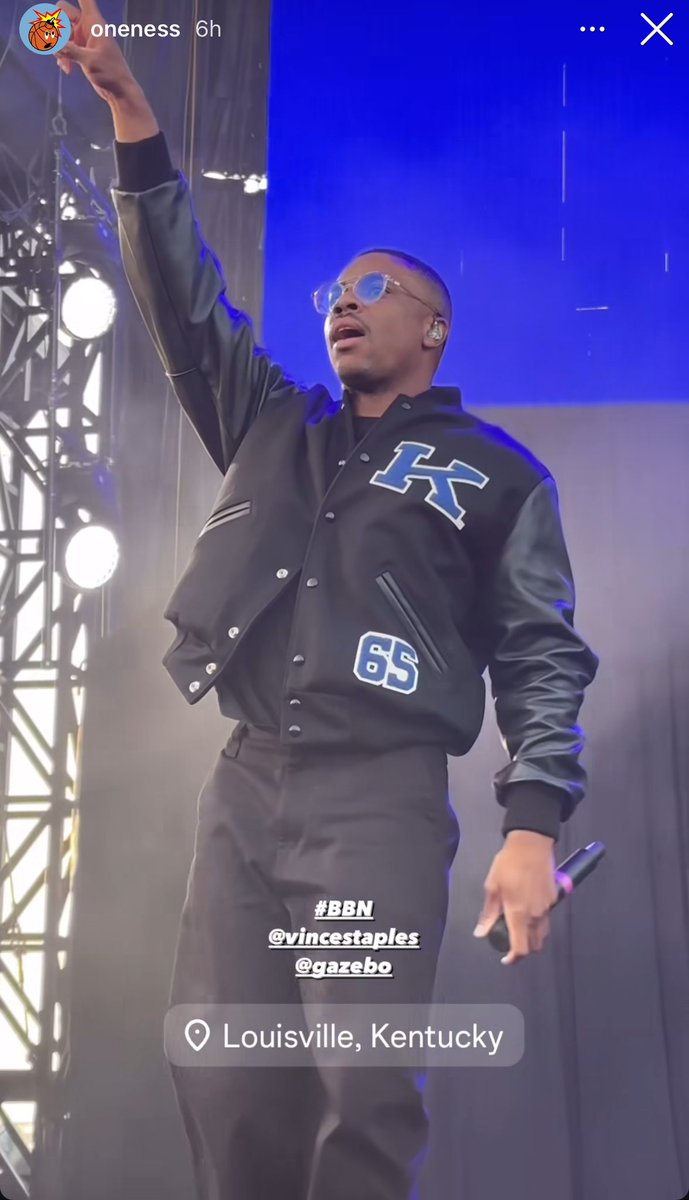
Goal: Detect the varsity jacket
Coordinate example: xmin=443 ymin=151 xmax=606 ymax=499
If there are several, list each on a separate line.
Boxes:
xmin=111 ymin=133 xmax=599 ymax=842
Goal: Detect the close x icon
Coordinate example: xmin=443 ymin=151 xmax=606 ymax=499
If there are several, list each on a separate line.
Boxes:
xmin=640 ymin=11 xmax=675 ymax=44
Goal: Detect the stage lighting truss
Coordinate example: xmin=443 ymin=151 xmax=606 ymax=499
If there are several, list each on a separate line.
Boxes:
xmin=0 ymin=138 xmax=121 ymax=1198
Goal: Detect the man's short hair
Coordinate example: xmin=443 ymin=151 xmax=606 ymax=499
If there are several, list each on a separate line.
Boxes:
xmin=355 ymin=246 xmax=453 ymax=325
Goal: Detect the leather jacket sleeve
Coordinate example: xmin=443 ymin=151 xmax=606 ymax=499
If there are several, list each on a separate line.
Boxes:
xmin=111 ymin=170 xmax=305 ymax=474
xmin=114 ymin=131 xmax=176 ymax=193
xmin=484 ymin=476 xmax=599 ymax=839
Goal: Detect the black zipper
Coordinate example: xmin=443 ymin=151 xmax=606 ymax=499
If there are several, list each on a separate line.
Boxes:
xmin=376 ymin=571 xmax=448 ymax=673
xmin=199 ymin=499 xmax=251 ymax=537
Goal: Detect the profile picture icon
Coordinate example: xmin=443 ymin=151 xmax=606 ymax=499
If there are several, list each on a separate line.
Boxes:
xmin=19 ymin=7 xmax=72 ymax=55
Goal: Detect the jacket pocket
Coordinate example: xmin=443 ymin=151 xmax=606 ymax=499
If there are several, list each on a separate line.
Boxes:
xmin=199 ymin=499 xmax=251 ymax=538
xmin=376 ymin=571 xmax=448 ymax=674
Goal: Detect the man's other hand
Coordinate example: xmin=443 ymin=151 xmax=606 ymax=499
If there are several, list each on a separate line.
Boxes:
xmin=473 ymin=829 xmax=559 ymax=964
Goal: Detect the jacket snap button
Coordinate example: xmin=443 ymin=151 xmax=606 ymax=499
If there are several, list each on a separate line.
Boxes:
xmin=402 ymin=400 xmax=412 ymax=409
xmin=359 ymin=452 xmax=370 ymax=462
xmin=205 ymin=662 xmax=217 ymax=674
xmin=289 ymin=697 xmax=301 ymax=707
xmin=288 ymin=725 xmax=302 ymax=737
xmin=306 ymin=577 xmax=318 ymax=587
xmin=325 ymin=511 xmax=335 ymax=520
xmin=338 ymin=459 xmax=346 ymax=467
xmin=276 ymin=568 xmax=288 ymax=578
xmin=227 ymin=626 xmax=239 ymax=638
xmin=188 ymin=680 xmax=200 ymax=693
xmin=292 ymin=654 xmax=305 ymax=664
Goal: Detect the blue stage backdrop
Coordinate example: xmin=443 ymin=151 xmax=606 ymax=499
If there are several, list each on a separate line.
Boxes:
xmin=264 ymin=0 xmax=688 ymax=406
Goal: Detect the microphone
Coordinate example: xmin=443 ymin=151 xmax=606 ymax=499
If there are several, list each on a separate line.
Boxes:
xmin=486 ymin=840 xmax=606 ymax=954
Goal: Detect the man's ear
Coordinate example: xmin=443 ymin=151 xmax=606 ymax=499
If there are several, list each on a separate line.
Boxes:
xmin=424 ymin=319 xmax=446 ymax=347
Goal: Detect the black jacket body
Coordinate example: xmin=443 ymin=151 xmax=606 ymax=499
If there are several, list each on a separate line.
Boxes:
xmin=111 ymin=134 xmax=599 ymax=841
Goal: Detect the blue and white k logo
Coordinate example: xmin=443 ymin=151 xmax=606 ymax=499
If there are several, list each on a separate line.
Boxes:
xmin=370 ymin=441 xmax=490 ymax=530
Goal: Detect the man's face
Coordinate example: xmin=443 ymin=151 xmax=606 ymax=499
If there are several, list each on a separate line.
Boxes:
xmin=324 ymin=253 xmax=442 ymax=390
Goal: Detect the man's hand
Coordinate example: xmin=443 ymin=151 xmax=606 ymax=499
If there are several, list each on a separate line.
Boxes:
xmin=473 ymin=830 xmax=559 ymax=965
xmin=55 ymin=1 xmax=158 ymax=142
xmin=55 ymin=0 xmax=134 ymax=99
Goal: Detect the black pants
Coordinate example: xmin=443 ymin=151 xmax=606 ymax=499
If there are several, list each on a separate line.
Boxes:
xmin=168 ymin=721 xmax=460 ymax=1200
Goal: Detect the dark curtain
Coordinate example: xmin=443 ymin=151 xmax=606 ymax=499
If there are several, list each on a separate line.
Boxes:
xmin=425 ymin=402 xmax=689 ymax=1200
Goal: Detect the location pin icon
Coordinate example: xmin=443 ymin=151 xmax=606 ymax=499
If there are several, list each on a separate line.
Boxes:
xmin=185 ymin=1018 xmax=211 ymax=1052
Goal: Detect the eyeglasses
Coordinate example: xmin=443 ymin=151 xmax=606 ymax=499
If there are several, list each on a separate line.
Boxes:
xmin=312 ymin=271 xmax=442 ymax=319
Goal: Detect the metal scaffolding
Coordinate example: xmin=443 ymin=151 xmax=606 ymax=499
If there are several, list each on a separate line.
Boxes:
xmin=0 ymin=99 xmax=119 ymax=1199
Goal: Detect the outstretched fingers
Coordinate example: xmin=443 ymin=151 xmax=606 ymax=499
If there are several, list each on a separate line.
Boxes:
xmin=55 ymin=39 xmax=94 ymax=73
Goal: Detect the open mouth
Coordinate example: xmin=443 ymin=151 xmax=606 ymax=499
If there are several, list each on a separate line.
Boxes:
xmin=332 ymin=330 xmax=366 ymax=350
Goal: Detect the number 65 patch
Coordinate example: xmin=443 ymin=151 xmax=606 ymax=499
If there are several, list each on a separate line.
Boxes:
xmin=353 ymin=631 xmax=419 ymax=694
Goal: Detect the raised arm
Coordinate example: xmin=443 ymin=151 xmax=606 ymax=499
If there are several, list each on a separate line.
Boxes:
xmin=57 ymin=1 xmax=305 ymax=474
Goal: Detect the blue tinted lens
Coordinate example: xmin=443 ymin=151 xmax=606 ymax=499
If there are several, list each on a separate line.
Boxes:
xmin=314 ymin=273 xmax=387 ymax=314
xmin=313 ymin=282 xmax=342 ymax=314
xmin=355 ymin=273 xmax=387 ymax=303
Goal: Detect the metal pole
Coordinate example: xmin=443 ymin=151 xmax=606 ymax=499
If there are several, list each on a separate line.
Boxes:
xmin=33 ymin=71 xmax=68 ymax=1200
xmin=42 ymin=72 xmax=67 ymax=669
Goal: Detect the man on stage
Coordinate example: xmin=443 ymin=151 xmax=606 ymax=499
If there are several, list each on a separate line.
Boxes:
xmin=58 ymin=5 xmax=598 ymax=1198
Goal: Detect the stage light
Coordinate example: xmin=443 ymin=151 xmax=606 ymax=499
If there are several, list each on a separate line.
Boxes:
xmin=244 ymin=174 xmax=268 ymax=194
xmin=201 ymin=169 xmax=268 ymax=194
xmin=57 ymin=216 xmax=121 ymax=340
xmin=61 ymin=191 xmax=78 ymax=220
xmin=63 ymin=523 xmax=120 ymax=590
xmin=61 ymin=274 xmax=117 ymax=340
xmin=55 ymin=459 xmax=121 ymax=590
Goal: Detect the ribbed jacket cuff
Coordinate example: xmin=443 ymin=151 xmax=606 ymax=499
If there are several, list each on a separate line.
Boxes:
xmin=113 ymin=130 xmax=176 ymax=193
xmin=501 ymin=781 xmax=564 ymax=842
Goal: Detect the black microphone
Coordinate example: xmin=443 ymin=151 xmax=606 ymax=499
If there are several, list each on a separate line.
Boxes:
xmin=486 ymin=840 xmax=606 ymax=954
